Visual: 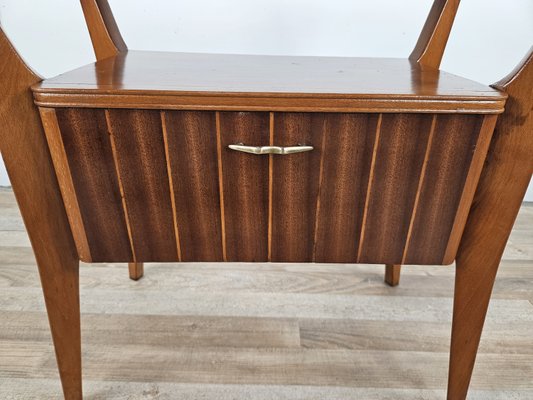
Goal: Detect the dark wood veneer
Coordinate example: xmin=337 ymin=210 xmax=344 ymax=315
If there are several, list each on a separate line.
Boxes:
xmin=47 ymin=108 xmax=492 ymax=266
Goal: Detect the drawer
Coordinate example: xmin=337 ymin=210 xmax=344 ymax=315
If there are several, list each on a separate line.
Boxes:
xmin=47 ymin=109 xmax=491 ymax=265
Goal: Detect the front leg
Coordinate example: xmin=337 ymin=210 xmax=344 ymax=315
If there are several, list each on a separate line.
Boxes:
xmin=447 ymin=47 xmax=533 ymax=400
xmin=37 ymin=248 xmax=82 ymax=399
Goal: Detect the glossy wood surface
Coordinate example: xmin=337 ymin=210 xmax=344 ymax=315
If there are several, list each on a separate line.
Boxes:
xmin=448 ymin=47 xmax=533 ymax=400
xmin=32 ymin=52 xmax=506 ymax=114
xmin=0 ymin=29 xmax=82 ymax=400
xmin=47 ymin=108 xmax=494 ymax=265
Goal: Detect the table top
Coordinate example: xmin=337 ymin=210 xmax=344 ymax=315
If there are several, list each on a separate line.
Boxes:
xmin=33 ymin=51 xmax=506 ymax=113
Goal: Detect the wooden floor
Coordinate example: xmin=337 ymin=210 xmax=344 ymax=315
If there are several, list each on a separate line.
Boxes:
xmin=0 ymin=187 xmax=532 ymax=400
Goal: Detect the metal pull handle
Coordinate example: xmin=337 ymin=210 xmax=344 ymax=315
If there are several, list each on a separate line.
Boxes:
xmin=228 ymin=143 xmax=314 ymax=155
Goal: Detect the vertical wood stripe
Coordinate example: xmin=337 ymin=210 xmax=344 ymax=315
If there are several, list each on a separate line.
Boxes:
xmin=268 ymin=112 xmax=274 ymax=262
xmin=358 ymin=114 xmax=434 ymax=264
xmin=357 ymin=114 xmax=382 ymax=262
xmin=314 ymin=114 xmax=379 ymax=263
xmin=216 ymin=112 xmax=228 ymax=262
xmin=404 ymin=115 xmax=484 ymax=265
xmin=219 ymin=112 xmax=269 ymax=262
xmin=105 ymin=110 xmax=137 ymax=262
xmin=106 ymin=109 xmax=178 ymax=261
xmin=164 ymin=111 xmax=223 ymax=261
xmin=312 ymin=116 xmax=328 ymax=261
xmin=442 ymin=114 xmax=499 ymax=264
xmin=161 ymin=112 xmax=182 ymax=262
xmin=401 ymin=114 xmax=437 ymax=263
xmin=270 ymin=113 xmax=323 ymax=262
xmin=39 ymin=107 xmax=91 ymax=262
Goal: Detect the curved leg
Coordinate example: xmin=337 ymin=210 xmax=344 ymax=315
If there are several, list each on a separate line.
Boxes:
xmin=0 ymin=29 xmax=82 ymax=399
xmin=128 ymin=262 xmax=144 ymax=280
xmin=384 ymin=264 xmax=401 ymax=286
xmin=447 ymin=48 xmax=533 ymax=399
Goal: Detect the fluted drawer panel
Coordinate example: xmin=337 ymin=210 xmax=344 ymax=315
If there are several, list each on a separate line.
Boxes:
xmin=356 ymin=114 xmax=434 ymax=264
xmin=106 ymin=109 xmax=178 ymax=262
xmin=53 ymin=108 xmax=491 ymax=265
xmin=402 ymin=115 xmax=483 ymax=264
xmin=218 ymin=112 xmax=270 ymax=262
xmin=55 ymin=108 xmax=132 ymax=262
xmin=270 ymin=113 xmax=323 ymax=262
xmin=163 ymin=110 xmax=223 ymax=262
xmin=313 ymin=114 xmax=380 ymax=263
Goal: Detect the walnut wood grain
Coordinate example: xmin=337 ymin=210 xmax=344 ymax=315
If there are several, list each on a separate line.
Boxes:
xmin=219 ymin=112 xmax=270 ymax=262
xmin=442 ymin=115 xmax=498 ymax=264
xmin=448 ymin=47 xmax=533 ymax=400
xmin=106 ymin=109 xmax=178 ymax=261
xmin=45 ymin=109 xmax=493 ymax=265
xmin=32 ymin=52 xmax=506 ymax=114
xmin=313 ymin=114 xmax=379 ymax=263
xmin=0 ymin=28 xmax=82 ymax=400
xmin=358 ymin=114 xmax=433 ymax=264
xmin=403 ymin=115 xmax=484 ymax=265
xmin=270 ymin=113 xmax=323 ymax=262
xmin=55 ymin=108 xmax=132 ymax=262
xmin=163 ymin=111 xmax=224 ymax=261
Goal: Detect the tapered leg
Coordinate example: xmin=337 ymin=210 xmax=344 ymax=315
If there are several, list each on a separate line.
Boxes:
xmin=128 ymin=262 xmax=144 ymax=280
xmin=447 ymin=49 xmax=533 ymax=399
xmin=37 ymin=254 xmax=82 ymax=399
xmin=384 ymin=264 xmax=401 ymax=286
xmin=448 ymin=251 xmax=500 ymax=399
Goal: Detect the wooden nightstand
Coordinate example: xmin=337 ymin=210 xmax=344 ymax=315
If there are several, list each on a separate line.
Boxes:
xmin=1 ymin=1 xmax=531 ymax=399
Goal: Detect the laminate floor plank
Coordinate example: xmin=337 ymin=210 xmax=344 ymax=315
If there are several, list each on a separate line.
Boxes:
xmin=1 ymin=341 xmax=532 ymax=390
xmin=1 ymin=259 xmax=532 ymax=301
xmin=1 ymin=286 xmax=532 ymax=324
xmin=2 ymin=379 xmax=532 ymax=400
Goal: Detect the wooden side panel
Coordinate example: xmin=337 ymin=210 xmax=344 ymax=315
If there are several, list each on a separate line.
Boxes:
xmin=270 ymin=113 xmax=324 ymax=262
xmin=219 ymin=112 xmax=270 ymax=261
xmin=106 ymin=109 xmax=178 ymax=261
xmin=404 ymin=115 xmax=483 ymax=264
xmin=163 ymin=111 xmax=223 ymax=261
xmin=56 ymin=108 xmax=132 ymax=262
xmin=358 ymin=114 xmax=433 ymax=264
xmin=314 ymin=114 xmax=379 ymax=263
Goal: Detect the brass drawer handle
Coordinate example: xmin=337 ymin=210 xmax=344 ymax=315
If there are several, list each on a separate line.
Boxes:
xmin=228 ymin=143 xmax=314 ymax=155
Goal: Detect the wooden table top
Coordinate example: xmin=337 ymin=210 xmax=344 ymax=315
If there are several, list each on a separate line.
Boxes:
xmin=33 ymin=51 xmax=506 ymax=113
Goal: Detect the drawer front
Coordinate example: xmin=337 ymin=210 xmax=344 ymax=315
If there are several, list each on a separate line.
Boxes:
xmin=46 ymin=108 xmax=492 ymax=264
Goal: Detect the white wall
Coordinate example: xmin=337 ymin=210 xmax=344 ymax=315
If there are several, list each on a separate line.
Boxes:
xmin=1 ymin=0 xmax=532 ymax=198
